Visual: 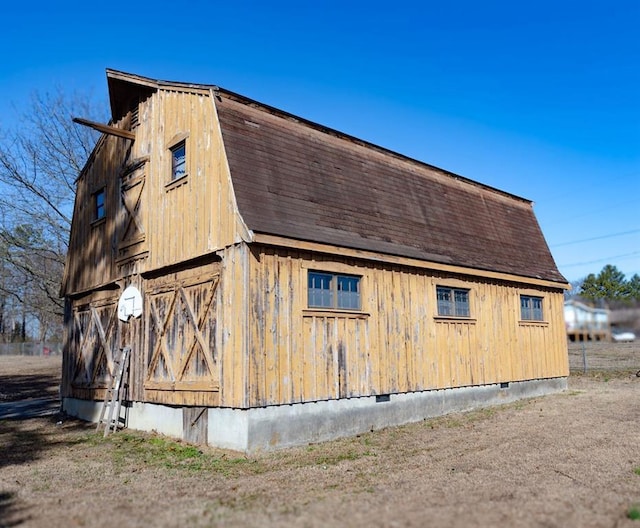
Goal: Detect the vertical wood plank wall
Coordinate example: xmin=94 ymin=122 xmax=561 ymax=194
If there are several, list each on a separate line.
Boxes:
xmin=245 ymin=246 xmax=569 ymax=407
xmin=216 ymin=244 xmax=250 ymax=408
xmin=141 ymin=89 xmax=246 ymax=270
xmin=64 ymin=87 xmax=250 ymax=404
xmin=66 ymin=88 xmax=247 ymax=297
xmin=143 ymin=260 xmax=221 ymax=406
xmin=64 ymin=134 xmax=129 ymax=295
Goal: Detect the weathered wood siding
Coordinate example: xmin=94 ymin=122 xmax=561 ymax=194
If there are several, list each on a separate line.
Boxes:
xmin=63 ymin=81 xmax=568 ymax=413
xmin=62 ymin=288 xmax=129 ymax=402
xmin=64 ymin=87 xmax=248 ymax=297
xmin=138 ymin=88 xmax=248 ymax=270
xmin=215 ymin=244 xmax=251 ymax=408
xmin=143 ymin=258 xmax=221 ymax=406
xmin=245 ymin=246 xmax=569 ymax=407
xmin=63 ymin=87 xmax=251 ymax=405
xmin=63 ymin=133 xmax=130 ymax=295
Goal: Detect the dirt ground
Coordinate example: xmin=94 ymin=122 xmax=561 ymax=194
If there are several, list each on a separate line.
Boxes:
xmin=2 ymin=348 xmax=640 ymax=528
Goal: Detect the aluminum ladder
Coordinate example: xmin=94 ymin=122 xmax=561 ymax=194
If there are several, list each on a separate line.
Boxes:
xmin=96 ymin=346 xmax=130 ymax=437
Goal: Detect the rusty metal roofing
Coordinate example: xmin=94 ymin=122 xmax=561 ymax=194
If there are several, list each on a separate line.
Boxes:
xmin=216 ymin=96 xmax=566 ymax=284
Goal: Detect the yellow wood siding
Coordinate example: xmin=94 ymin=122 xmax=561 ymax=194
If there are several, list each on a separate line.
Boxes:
xmin=64 ymin=87 xmax=249 ymax=297
xmin=245 ymin=246 xmax=569 ymax=407
xmin=140 ymin=89 xmax=249 ymax=271
xmin=144 ymin=261 xmax=221 ymax=396
xmin=215 ymin=243 xmax=251 ymax=408
xmin=63 ymin=88 xmax=253 ymax=406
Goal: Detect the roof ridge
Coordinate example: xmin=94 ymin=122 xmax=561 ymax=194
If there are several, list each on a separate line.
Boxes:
xmin=105 ymin=68 xmax=530 ymax=204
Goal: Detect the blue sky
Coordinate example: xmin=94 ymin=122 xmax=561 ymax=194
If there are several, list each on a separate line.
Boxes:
xmin=1 ymin=0 xmax=638 ymax=284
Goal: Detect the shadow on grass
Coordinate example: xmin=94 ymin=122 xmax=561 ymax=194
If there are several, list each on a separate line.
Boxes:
xmin=0 ymin=373 xmax=61 ymax=402
xmin=0 ymin=490 xmax=31 ymax=527
xmin=0 ymin=414 xmax=93 ymax=527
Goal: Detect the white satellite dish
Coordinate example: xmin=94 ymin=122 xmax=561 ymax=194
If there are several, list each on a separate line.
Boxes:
xmin=118 ymin=285 xmax=143 ymax=322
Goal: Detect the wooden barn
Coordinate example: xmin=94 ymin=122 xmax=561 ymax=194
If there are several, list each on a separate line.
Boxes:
xmin=61 ymin=70 xmax=570 ymax=451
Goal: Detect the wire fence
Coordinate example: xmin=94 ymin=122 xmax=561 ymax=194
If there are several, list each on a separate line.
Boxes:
xmin=568 ymin=341 xmax=640 ymax=373
xmin=0 ymin=342 xmax=62 ymax=357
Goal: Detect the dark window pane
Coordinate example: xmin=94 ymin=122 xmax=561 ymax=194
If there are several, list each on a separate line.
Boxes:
xmin=454 ymin=289 xmax=470 ymax=317
xmin=521 ymin=295 xmax=543 ymax=320
xmin=436 ymin=287 xmax=452 ymax=316
xmin=337 ymin=275 xmax=360 ymax=309
xmin=308 ymin=272 xmax=333 ymax=308
xmin=95 ymin=189 xmax=105 ymax=220
xmin=437 ymin=286 xmax=470 ymax=317
xmin=171 ymin=142 xmax=186 ymax=179
xmin=532 ymin=297 xmax=543 ymax=320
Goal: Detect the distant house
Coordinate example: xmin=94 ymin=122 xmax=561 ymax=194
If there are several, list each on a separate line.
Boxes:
xmin=60 ymin=70 xmax=570 ymax=452
xmin=608 ymin=306 xmax=640 ymax=341
xmin=564 ymin=300 xmax=610 ymax=342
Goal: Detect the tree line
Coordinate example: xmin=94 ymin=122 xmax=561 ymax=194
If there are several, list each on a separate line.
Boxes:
xmin=0 ymin=90 xmax=101 ymax=343
xmin=575 ymin=264 xmax=640 ymax=307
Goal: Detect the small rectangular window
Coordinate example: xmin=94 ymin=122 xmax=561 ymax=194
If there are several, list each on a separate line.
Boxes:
xmin=308 ymin=271 xmax=361 ymax=310
xmin=521 ymin=295 xmax=543 ymax=321
xmin=171 ymin=141 xmax=186 ymax=180
xmin=436 ymin=286 xmax=470 ymax=317
xmin=94 ymin=189 xmax=105 ymax=220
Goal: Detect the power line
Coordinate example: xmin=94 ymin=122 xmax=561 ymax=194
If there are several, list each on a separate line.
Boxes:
xmin=559 ymin=250 xmax=640 ymax=268
xmin=533 ymin=169 xmax=640 ymax=208
xmin=551 ymin=228 xmax=640 ymax=248
xmin=542 ymin=198 xmax=640 ymax=225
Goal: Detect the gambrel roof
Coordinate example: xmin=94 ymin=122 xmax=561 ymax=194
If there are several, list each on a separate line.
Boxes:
xmin=107 ymin=70 xmax=567 ymax=284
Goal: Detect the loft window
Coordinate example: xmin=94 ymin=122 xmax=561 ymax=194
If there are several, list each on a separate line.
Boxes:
xmin=521 ymin=295 xmax=543 ymax=321
xmin=436 ymin=286 xmax=470 ymax=317
xmin=308 ymin=271 xmax=361 ymax=310
xmin=94 ymin=188 xmax=105 ymax=221
xmin=170 ymin=141 xmax=186 ymax=180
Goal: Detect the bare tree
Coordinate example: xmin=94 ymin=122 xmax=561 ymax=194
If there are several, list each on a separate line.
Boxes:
xmin=0 ymin=88 xmax=104 ymax=340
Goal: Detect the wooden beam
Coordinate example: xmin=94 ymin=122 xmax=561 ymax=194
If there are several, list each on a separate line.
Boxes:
xmin=72 ymin=117 xmax=136 ymax=140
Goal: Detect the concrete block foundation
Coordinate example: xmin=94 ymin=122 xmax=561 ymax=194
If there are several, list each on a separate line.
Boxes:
xmin=63 ymin=377 xmax=567 ymax=452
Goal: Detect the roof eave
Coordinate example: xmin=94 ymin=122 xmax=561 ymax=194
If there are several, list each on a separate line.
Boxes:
xmin=252 ymin=233 xmax=570 ymax=289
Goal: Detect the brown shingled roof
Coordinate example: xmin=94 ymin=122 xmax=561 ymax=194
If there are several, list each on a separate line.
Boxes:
xmin=103 ymin=69 xmax=565 ymax=284
xmin=216 ymin=95 xmax=566 ymax=284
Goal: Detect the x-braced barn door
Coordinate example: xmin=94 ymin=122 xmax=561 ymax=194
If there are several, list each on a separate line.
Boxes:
xmin=71 ymin=299 xmax=120 ymax=391
xmin=145 ymin=274 xmax=220 ymax=397
xmin=118 ymin=159 xmax=147 ymax=262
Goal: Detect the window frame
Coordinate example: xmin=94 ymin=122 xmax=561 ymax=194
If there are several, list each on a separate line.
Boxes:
xmin=435 ymin=285 xmax=471 ymax=318
xmin=170 ymin=140 xmax=187 ymax=181
xmin=307 ymin=270 xmax=362 ymax=311
xmin=520 ymin=294 xmax=544 ymax=322
xmin=93 ymin=188 xmax=106 ymax=222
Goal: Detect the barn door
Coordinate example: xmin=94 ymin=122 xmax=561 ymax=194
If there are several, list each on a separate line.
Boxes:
xmin=118 ymin=165 xmax=147 ymax=262
xmin=120 ymin=175 xmax=144 ymax=245
xmin=71 ymin=298 xmax=120 ymax=389
xmin=145 ymin=274 xmax=220 ymax=393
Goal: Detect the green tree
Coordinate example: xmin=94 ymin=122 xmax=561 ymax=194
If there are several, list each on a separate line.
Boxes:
xmin=627 ymin=274 xmax=640 ymax=301
xmin=579 ymin=264 xmax=631 ymax=304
